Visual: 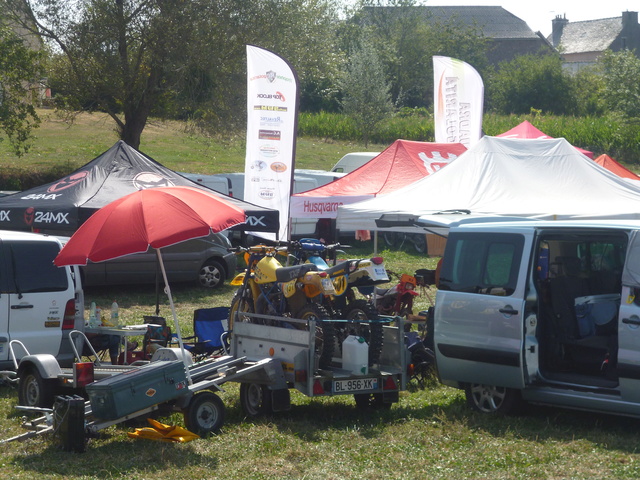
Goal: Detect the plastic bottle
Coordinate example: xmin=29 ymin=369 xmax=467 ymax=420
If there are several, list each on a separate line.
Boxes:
xmin=342 ymin=335 xmax=369 ymax=375
xmin=89 ymin=301 xmax=98 ymax=328
xmin=111 ymin=301 xmax=119 ymax=326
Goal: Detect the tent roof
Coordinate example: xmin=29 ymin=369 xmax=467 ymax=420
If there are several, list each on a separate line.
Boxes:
xmin=497 ymin=120 xmax=594 ymax=158
xmin=336 ymin=136 xmax=640 ymax=232
xmin=594 ymin=154 xmax=640 ymax=180
xmin=290 ymin=139 xmax=466 ymax=218
xmin=0 ymin=141 xmax=279 ymax=233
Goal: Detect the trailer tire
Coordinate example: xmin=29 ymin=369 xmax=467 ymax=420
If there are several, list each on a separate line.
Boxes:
xmin=183 ymin=391 xmax=225 ymax=437
xmin=295 ymin=304 xmax=334 ymax=370
xmin=240 ymin=383 xmax=272 ymax=417
xmin=18 ymin=367 xmax=55 ymax=408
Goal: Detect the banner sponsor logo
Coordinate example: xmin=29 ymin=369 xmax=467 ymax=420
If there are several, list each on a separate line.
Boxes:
xmin=23 ymin=207 xmax=70 ymax=226
xmin=260 ymin=115 xmax=284 ymax=127
xmin=260 ymin=145 xmax=280 ymax=157
xmin=258 ymin=189 xmax=276 ymax=200
xmin=133 ymin=172 xmax=174 ymax=190
xmin=270 ymin=162 xmax=287 ymax=173
xmin=47 ymin=171 xmax=89 ymax=193
xmin=301 ymin=200 xmax=344 ymax=214
xmin=24 ymin=207 xmax=34 ymax=226
xmin=245 ymin=215 xmax=267 ymax=227
xmin=253 ymin=105 xmax=288 ymax=112
xmin=418 ymin=150 xmax=459 ymax=175
xmin=258 ymin=129 xmax=281 ymax=141
xmin=250 ymin=161 xmax=267 ymax=171
xmin=257 ymin=92 xmax=286 ymax=102
xmin=0 ymin=210 xmax=9 ymax=221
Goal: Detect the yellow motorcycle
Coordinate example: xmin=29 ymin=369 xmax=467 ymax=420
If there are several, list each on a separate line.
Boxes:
xmin=228 ymin=245 xmax=336 ymax=369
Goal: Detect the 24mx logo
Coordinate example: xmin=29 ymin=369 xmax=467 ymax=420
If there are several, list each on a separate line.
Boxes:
xmin=35 ymin=211 xmax=70 ymax=225
xmin=245 ymin=215 xmax=266 ymax=227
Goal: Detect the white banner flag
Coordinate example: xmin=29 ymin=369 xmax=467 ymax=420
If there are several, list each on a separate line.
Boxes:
xmin=433 ymin=56 xmax=484 ymax=148
xmin=245 ymin=45 xmax=299 ymax=241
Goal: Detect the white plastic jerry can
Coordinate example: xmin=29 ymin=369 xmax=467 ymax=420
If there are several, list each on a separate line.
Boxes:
xmin=342 ymin=335 xmax=369 ymax=375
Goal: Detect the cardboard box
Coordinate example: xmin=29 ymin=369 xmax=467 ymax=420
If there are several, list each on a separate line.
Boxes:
xmin=86 ymin=360 xmax=188 ymax=420
xmin=426 ymin=234 xmax=447 ymax=257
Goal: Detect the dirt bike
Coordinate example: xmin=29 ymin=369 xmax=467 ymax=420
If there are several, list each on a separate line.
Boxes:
xmin=375 ymin=268 xmax=437 ymax=389
xmin=228 ymin=244 xmax=335 ymax=368
xmin=289 ymin=238 xmax=390 ymax=366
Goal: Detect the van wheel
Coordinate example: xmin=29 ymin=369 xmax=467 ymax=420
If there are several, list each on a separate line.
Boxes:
xmin=198 ymin=259 xmax=225 ymax=289
xmin=18 ymin=367 xmax=55 ymax=408
xmin=465 ymin=383 xmax=521 ymax=414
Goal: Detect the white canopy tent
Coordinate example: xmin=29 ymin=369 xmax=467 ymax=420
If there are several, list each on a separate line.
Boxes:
xmin=336 ymin=136 xmax=640 ymax=233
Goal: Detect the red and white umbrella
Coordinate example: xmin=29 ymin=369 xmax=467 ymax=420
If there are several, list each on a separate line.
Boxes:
xmin=55 ymin=186 xmax=246 ymax=380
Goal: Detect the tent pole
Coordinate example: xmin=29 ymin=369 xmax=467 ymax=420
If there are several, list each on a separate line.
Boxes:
xmin=373 ymin=231 xmax=378 ymax=255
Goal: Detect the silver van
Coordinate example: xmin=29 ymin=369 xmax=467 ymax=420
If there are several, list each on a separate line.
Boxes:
xmin=0 ymin=231 xmax=83 ymax=369
xmin=431 ymin=218 xmax=640 ymax=417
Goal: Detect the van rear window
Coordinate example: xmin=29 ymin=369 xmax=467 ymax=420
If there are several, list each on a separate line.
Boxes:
xmin=4 ymin=241 xmax=68 ymax=293
xmin=439 ymin=232 xmax=524 ymax=296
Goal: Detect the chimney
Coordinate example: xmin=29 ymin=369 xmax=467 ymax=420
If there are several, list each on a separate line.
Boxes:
xmin=622 ymin=11 xmax=638 ymax=29
xmin=552 ymin=14 xmax=568 ymax=48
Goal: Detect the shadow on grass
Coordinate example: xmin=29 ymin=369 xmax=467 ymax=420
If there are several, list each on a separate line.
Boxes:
xmin=221 ymin=384 xmax=640 ymax=454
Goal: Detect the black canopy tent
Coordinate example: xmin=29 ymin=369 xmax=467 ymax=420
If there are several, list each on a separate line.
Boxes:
xmin=0 ymin=140 xmax=279 ymax=235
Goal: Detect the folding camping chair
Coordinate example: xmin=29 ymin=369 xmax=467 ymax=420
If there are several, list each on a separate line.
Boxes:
xmin=178 ymin=307 xmax=229 ymax=361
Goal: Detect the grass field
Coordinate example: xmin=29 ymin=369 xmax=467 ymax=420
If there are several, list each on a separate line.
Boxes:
xmin=1 ymin=114 xmax=640 ymax=479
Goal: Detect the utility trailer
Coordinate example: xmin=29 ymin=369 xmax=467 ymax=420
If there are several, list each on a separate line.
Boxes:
xmin=2 ymin=314 xmax=408 ymax=450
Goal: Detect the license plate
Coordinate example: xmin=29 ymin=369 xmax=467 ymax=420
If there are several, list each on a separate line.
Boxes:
xmin=333 ymin=377 xmax=378 ymax=393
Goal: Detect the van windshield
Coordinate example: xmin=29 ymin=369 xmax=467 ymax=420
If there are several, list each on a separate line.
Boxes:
xmin=439 ymin=232 xmax=524 ymax=296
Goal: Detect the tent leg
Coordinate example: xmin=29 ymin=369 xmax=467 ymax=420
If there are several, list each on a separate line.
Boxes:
xmin=373 ymin=231 xmax=378 ymax=255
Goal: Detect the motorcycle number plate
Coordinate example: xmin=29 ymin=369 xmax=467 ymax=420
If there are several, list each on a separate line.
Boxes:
xmin=333 ymin=378 xmax=378 ymax=393
xmin=321 ymin=277 xmax=336 ymax=294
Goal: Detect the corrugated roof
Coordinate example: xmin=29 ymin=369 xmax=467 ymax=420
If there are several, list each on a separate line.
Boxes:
xmin=553 ymin=17 xmax=622 ymax=54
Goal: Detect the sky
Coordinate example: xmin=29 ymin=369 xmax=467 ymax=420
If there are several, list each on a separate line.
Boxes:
xmin=428 ymin=1 xmax=639 ymax=37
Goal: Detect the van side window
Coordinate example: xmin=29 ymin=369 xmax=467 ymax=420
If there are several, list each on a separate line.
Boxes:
xmin=5 ymin=241 xmax=68 ymax=293
xmin=440 ymin=233 xmax=524 ymax=296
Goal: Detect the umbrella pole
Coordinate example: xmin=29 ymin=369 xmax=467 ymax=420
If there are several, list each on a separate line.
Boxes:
xmin=156 ymin=249 xmax=193 ymax=385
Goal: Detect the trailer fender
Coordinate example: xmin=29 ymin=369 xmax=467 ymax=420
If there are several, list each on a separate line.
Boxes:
xmin=17 ymin=354 xmax=63 ymax=381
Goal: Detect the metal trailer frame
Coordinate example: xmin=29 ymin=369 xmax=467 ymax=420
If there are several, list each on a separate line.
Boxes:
xmin=2 ymin=313 xmax=408 ymax=448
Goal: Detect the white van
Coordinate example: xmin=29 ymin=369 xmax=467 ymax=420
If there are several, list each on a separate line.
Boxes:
xmin=330 ymin=152 xmax=379 ymax=173
xmin=0 ymin=231 xmax=84 ymax=369
xmin=179 ymin=172 xmax=231 ymax=196
xmin=430 ymin=217 xmax=640 ymax=418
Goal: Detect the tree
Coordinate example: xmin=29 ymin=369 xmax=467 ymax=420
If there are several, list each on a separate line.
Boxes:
xmin=339 ymin=36 xmax=393 ymax=146
xmin=489 ymin=53 xmax=577 ymax=115
xmin=0 ymin=20 xmax=43 ymax=156
xmin=599 ymin=49 xmax=640 ymax=120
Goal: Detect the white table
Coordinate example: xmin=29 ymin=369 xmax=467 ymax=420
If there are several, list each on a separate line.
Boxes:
xmin=84 ymin=325 xmax=150 ymax=364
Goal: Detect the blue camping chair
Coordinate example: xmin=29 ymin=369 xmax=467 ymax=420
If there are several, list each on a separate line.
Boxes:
xmin=178 ymin=307 xmax=229 ymax=360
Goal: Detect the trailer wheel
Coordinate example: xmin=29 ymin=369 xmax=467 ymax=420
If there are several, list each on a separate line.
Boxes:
xmin=353 ymin=393 xmax=392 ymax=410
xmin=183 ymin=391 xmax=225 ymax=437
xmin=18 ymin=367 xmax=55 ymax=408
xmin=465 ymin=383 xmax=521 ymax=415
xmin=239 ymin=382 xmax=272 ymax=417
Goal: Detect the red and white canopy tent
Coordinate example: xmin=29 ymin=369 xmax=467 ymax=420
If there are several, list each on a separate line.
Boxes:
xmin=290 ymin=139 xmax=466 ymax=220
xmin=594 ymin=154 xmax=640 ymax=181
xmin=497 ymin=120 xmax=594 ymax=159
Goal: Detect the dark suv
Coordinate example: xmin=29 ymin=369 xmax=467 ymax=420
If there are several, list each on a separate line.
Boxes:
xmin=81 ymin=233 xmax=236 ymax=289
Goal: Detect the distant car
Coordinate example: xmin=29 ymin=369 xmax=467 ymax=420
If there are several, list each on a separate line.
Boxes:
xmin=81 ymin=233 xmax=236 ymax=289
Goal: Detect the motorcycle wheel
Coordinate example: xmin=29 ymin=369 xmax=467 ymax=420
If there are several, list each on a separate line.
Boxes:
xmin=342 ymin=299 xmax=384 ymax=366
xmin=228 ymin=288 xmax=254 ymax=331
xmin=295 ymin=303 xmax=334 ymax=370
xmin=382 ymin=231 xmax=398 ymax=248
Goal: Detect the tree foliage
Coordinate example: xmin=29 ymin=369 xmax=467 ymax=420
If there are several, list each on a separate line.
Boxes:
xmin=0 ymin=21 xmax=42 ymax=156
xmin=598 ymin=49 xmax=640 ymax=120
xmin=488 ymin=53 xmax=576 ymax=115
xmin=339 ymin=35 xmax=393 ymax=146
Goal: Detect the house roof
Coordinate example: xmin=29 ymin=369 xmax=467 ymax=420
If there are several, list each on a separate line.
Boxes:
xmin=362 ymin=6 xmax=539 ymax=40
xmin=551 ymin=17 xmax=622 ymax=54
xmin=423 ymin=6 xmax=540 ymax=39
